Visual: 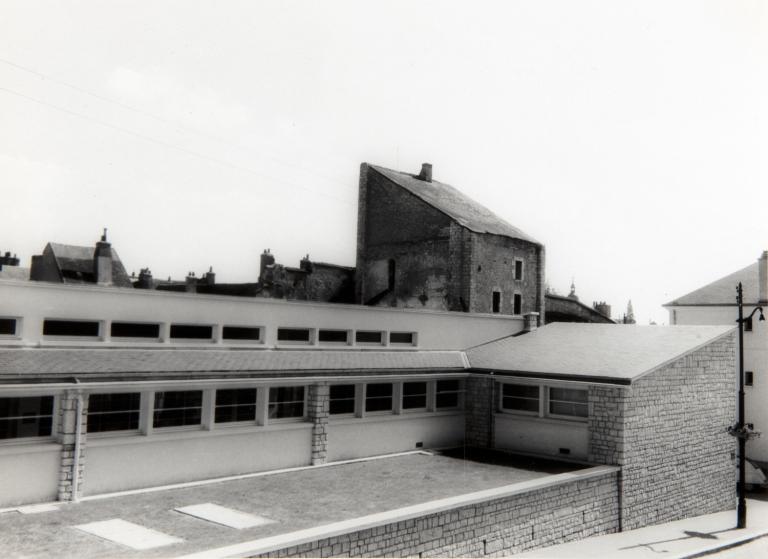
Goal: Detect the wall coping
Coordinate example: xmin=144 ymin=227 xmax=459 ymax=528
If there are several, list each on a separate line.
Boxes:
xmin=177 ymin=464 xmax=620 ymax=559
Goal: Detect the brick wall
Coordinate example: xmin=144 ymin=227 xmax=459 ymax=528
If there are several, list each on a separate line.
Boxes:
xmin=464 ymin=376 xmax=495 ymax=448
xmin=254 ymin=468 xmax=619 ymax=558
xmin=309 ymin=383 xmax=330 ymax=466
xmin=589 ymin=333 xmax=737 ymax=529
xmin=57 ymin=389 xmax=88 ymax=501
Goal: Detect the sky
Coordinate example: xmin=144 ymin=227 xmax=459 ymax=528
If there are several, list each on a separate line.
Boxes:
xmin=1 ymin=1 xmax=766 ymax=325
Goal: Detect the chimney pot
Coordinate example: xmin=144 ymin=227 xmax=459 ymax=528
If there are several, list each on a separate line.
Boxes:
xmin=418 ymin=163 xmax=433 ymax=183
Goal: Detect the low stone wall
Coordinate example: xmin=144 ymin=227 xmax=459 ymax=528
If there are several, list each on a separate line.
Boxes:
xmin=184 ymin=466 xmax=619 ymax=558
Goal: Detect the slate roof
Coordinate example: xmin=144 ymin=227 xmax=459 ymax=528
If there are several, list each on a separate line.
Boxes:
xmin=665 ymin=263 xmax=757 ymax=306
xmin=47 ymin=242 xmax=133 ymax=287
xmin=370 ymin=165 xmax=540 ymax=245
xmin=466 ymin=322 xmax=735 ymax=383
xmin=0 ymin=348 xmax=466 ymax=380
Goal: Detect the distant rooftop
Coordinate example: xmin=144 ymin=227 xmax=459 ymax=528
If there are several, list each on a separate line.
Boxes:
xmin=466 ymin=322 xmax=735 ymax=384
xmin=665 ymin=262 xmax=757 ymax=306
xmin=370 ymin=165 xmax=540 ymax=245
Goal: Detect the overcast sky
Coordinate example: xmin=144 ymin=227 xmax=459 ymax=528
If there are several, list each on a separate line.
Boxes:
xmin=1 ymin=1 xmax=766 ymax=324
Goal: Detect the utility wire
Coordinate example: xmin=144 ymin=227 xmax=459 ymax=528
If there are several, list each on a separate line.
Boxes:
xmin=0 ymin=56 xmax=354 ymax=190
xmin=0 ymin=85 xmax=356 ymax=205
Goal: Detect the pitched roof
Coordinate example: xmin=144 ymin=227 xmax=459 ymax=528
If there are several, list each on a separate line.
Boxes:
xmin=370 ymin=165 xmax=540 ymax=245
xmin=665 ymin=263 xmax=757 ymax=306
xmin=46 ymin=242 xmax=133 ymax=287
xmin=466 ymin=322 xmax=734 ymax=383
xmin=0 ymin=348 xmax=466 ymax=380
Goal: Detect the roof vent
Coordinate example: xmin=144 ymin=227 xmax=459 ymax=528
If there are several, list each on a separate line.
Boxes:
xmin=417 ymin=163 xmax=432 ymax=183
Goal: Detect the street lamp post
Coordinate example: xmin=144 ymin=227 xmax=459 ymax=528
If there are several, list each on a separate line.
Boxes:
xmin=729 ymin=282 xmax=764 ymax=529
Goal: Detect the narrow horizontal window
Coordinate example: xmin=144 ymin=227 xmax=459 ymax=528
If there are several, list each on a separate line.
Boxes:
xmin=170 ymin=324 xmax=213 ymax=340
xmin=110 ymin=322 xmax=160 ymax=339
xmin=746 ymin=371 xmax=754 ymax=387
xmin=501 ymin=384 xmax=539 ymax=413
xmin=329 ymin=384 xmax=356 ymax=415
xmin=389 ymin=332 xmax=414 ymax=345
xmin=436 ymin=379 xmax=462 ymax=409
xmin=548 ymin=387 xmax=588 ymax=418
xmin=277 ymin=328 xmax=311 ymax=343
xmin=402 ymin=381 xmax=427 ymax=409
xmin=153 ymin=391 xmax=202 ymax=428
xmin=0 ymin=396 xmax=54 ymax=439
xmin=43 ymin=319 xmax=100 ymax=337
xmin=268 ymin=386 xmax=305 ymax=419
xmin=318 ymin=329 xmax=348 ymax=343
xmin=0 ymin=318 xmax=16 ymax=336
xmin=215 ymin=388 xmax=257 ymax=423
xmin=365 ymin=383 xmax=393 ymax=413
xmin=88 ymin=393 xmax=140 ymax=433
xmin=222 ymin=326 xmax=261 ymax=341
xmin=355 ymin=331 xmax=382 ymax=344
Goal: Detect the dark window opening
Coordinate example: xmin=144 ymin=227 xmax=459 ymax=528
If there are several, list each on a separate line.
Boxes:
xmin=268 ymin=386 xmax=305 ymax=419
xmin=319 ymin=329 xmax=348 ymax=343
xmin=0 ymin=318 xmax=16 ymax=336
xmin=515 ymin=260 xmax=524 ymax=280
xmin=0 ymin=396 xmax=54 ymax=439
xmin=43 ymin=319 xmax=100 ymax=337
xmin=215 ymin=388 xmax=257 ymax=423
xmin=170 ymin=324 xmax=213 ymax=340
xmin=388 ymin=259 xmax=396 ymax=290
xmin=746 ymin=371 xmax=754 ymax=386
xmin=111 ymin=322 xmax=160 ymax=338
xmin=403 ymin=382 xmax=428 ymax=409
xmin=88 ymin=393 xmax=140 ymax=432
xmin=356 ymin=331 xmax=382 ymax=344
xmin=365 ymin=383 xmax=393 ymax=413
xmin=501 ymin=384 xmax=539 ymax=412
xmin=153 ymin=391 xmax=203 ymax=428
xmin=330 ymin=384 xmax=356 ymax=415
xmin=436 ymin=380 xmax=462 ymax=409
xmin=492 ymin=291 xmax=501 ymax=313
xmin=222 ymin=326 xmax=261 ymax=341
xmin=548 ymin=387 xmax=588 ymax=418
xmin=389 ymin=332 xmax=414 ymax=345
xmin=277 ymin=328 xmax=311 ymax=342
xmin=513 ymin=294 xmax=522 ymax=315
xmin=745 ymin=317 xmax=753 ymax=332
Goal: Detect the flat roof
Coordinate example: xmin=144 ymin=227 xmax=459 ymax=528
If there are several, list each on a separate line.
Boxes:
xmin=0 ymin=452 xmax=589 ymax=558
xmin=466 ymin=323 xmax=735 ymax=383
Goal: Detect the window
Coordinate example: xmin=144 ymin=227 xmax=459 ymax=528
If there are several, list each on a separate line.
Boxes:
xmin=88 ymin=393 xmax=140 ymax=433
xmin=356 ymin=331 xmax=383 ymax=345
xmin=492 ymin=291 xmax=501 ymax=313
xmin=513 ymin=294 xmax=522 ymax=315
xmin=365 ymin=383 xmax=393 ymax=413
xmin=268 ymin=386 xmax=305 ymax=419
xmin=170 ymin=324 xmax=213 ymax=340
xmin=402 ymin=382 xmax=427 ymax=410
xmin=501 ymin=384 xmax=539 ymax=413
xmin=319 ymin=329 xmax=348 ymax=344
xmin=389 ymin=332 xmax=415 ymax=345
xmin=329 ymin=384 xmax=356 ymax=415
xmin=277 ymin=328 xmax=312 ymax=343
xmin=222 ymin=326 xmax=261 ymax=341
xmin=0 ymin=318 xmax=17 ymax=336
xmin=0 ymin=396 xmax=54 ymax=439
xmin=388 ymin=259 xmax=396 ymax=291
xmin=110 ymin=322 xmax=160 ymax=339
xmin=745 ymin=317 xmax=753 ymax=332
xmin=215 ymin=388 xmax=257 ymax=423
xmin=153 ymin=391 xmax=203 ymax=428
xmin=548 ymin=387 xmax=588 ymax=418
xmin=43 ymin=319 xmax=100 ymax=337
xmin=436 ymin=380 xmax=462 ymax=409
xmin=514 ymin=259 xmax=524 ymax=281
xmin=746 ymin=371 xmax=754 ymax=387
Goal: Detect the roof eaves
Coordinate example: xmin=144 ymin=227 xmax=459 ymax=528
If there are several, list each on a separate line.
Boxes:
xmin=468 ymin=368 xmax=632 ymax=386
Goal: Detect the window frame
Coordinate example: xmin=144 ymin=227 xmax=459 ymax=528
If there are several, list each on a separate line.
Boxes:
xmin=87 ymin=392 xmax=141 ymax=435
xmin=42 ymin=318 xmax=102 ymax=340
xmin=267 ymin=386 xmax=307 ymax=422
xmin=214 ymin=387 xmax=258 ymax=425
xmin=514 ymin=258 xmax=524 ymax=281
xmin=435 ymin=379 xmax=464 ymax=410
xmin=0 ymin=317 xmax=20 ymax=338
xmin=401 ymin=381 xmax=429 ymax=412
xmin=364 ymin=382 xmax=394 ymax=415
xmin=497 ymin=381 xmax=589 ymax=423
xmin=329 ymin=384 xmax=357 ymax=417
xmin=152 ymin=390 xmax=204 ymax=430
xmin=499 ymin=383 xmax=541 ymax=416
xmin=0 ymin=395 xmax=57 ymax=442
xmin=546 ymin=386 xmax=589 ymax=421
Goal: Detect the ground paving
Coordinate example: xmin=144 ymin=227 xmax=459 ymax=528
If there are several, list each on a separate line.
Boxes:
xmin=0 ymin=450 xmax=578 ymax=558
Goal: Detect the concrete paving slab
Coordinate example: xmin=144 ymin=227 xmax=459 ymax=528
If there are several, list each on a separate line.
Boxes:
xmin=18 ymin=503 xmax=61 ymax=514
xmin=73 ymin=519 xmax=183 ymax=550
xmin=175 ymin=503 xmax=274 ymax=529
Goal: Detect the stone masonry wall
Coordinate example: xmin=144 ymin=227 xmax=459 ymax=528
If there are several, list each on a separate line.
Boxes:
xmin=589 ymin=333 xmax=737 ymax=530
xmin=309 ymin=383 xmax=330 ymax=466
xmin=255 ymin=469 xmax=619 ymax=558
xmin=464 ymin=376 xmax=495 ymax=448
xmin=57 ymin=389 xmax=88 ymax=501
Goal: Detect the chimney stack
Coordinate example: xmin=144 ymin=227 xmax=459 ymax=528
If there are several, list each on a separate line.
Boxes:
xmin=93 ymin=228 xmax=113 ymax=286
xmin=523 ymin=312 xmax=540 ymax=333
xmin=759 ymin=251 xmax=768 ymax=303
xmin=418 ymin=163 xmax=432 ymax=183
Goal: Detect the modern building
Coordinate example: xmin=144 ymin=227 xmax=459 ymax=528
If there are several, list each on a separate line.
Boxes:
xmin=664 ymin=250 xmax=768 ymax=466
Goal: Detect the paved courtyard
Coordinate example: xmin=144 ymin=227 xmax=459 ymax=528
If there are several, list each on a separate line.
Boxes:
xmin=0 ymin=450 xmax=582 ymax=558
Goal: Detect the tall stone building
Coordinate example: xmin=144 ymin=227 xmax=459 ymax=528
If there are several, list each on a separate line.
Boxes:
xmin=356 ymin=163 xmax=545 ymax=321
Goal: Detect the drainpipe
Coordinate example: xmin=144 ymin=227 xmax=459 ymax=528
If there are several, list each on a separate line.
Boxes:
xmin=71 ymin=378 xmax=83 ymax=502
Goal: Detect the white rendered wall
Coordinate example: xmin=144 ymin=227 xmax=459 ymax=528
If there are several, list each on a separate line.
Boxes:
xmin=0 ymin=443 xmax=60 ymax=506
xmin=84 ymin=424 xmax=312 ymax=495
xmin=494 ymin=414 xmax=589 ymax=460
xmin=327 ymin=414 xmax=464 ymax=462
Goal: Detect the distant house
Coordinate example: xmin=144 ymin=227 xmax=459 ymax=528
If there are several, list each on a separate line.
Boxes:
xmin=664 ymin=250 xmax=768 ymax=467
